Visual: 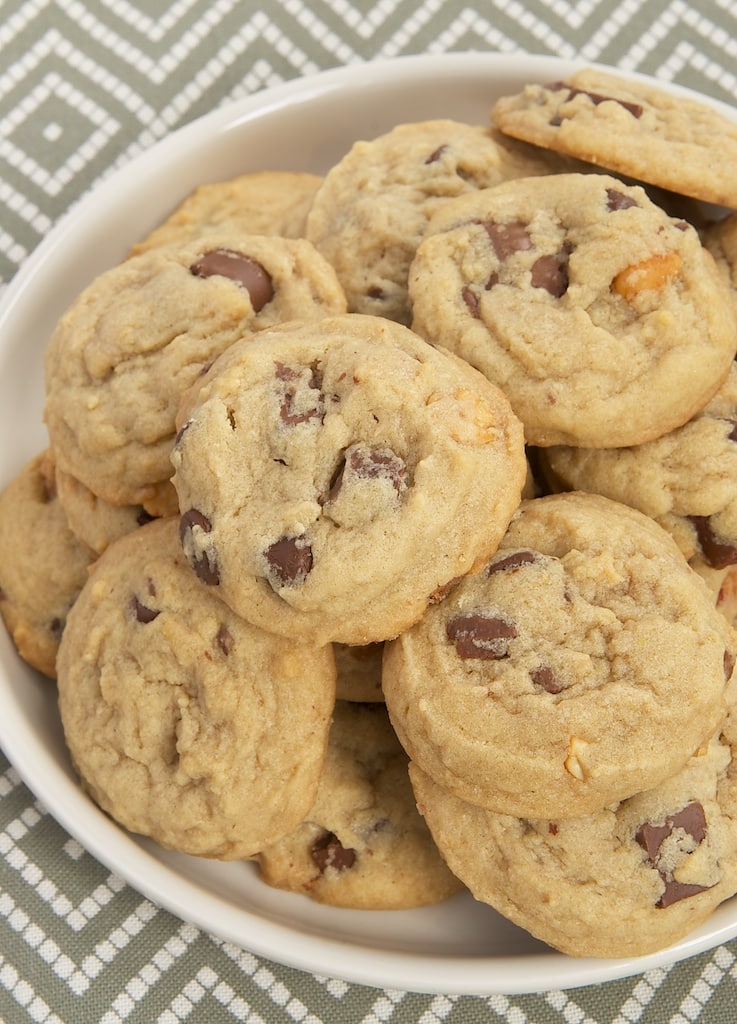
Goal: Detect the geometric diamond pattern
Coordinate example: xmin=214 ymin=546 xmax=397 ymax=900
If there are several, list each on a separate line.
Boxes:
xmin=2 ymin=1 xmax=737 ymax=1022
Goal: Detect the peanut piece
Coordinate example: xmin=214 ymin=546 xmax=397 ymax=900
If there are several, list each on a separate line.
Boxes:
xmin=564 ymin=736 xmax=590 ymax=780
xmin=426 ymin=389 xmax=497 ymax=445
xmin=612 ymin=251 xmax=682 ymax=301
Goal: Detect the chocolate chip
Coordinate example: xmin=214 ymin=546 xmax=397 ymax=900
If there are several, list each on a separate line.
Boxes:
xmin=722 ymin=417 xmax=737 ymax=443
xmin=658 ymin=878 xmax=711 ymax=908
xmin=446 ymin=612 xmax=517 ymax=660
xmin=636 ymin=801 xmax=711 ymax=907
xmin=189 ymin=248 xmax=274 ymax=312
xmin=131 ymin=594 xmax=160 ymax=623
xmin=326 ymin=445 xmax=407 ymax=503
xmin=531 ymin=243 xmax=572 ymax=297
xmin=351 ymin=446 xmax=406 ymax=493
xmin=136 ymin=508 xmax=155 ymax=527
xmin=179 ymin=509 xmax=220 ymax=586
xmin=265 ymin=534 xmax=313 ymax=587
xmin=275 ymin=361 xmax=324 ymax=427
xmin=425 ymin=144 xmax=448 ymax=164
xmin=487 ymin=550 xmax=538 ymax=574
xmin=481 ymin=220 xmax=532 ymax=260
xmin=530 ymin=665 xmax=562 ymax=693
xmin=725 ymin=649 xmax=735 ymax=681
xmin=311 ymin=831 xmax=356 ymax=872
xmin=215 ymin=623 xmax=233 ymax=656
xmin=688 ymin=515 xmax=737 ymax=569
xmin=462 ymin=286 xmax=481 ymax=318
xmin=637 ymin=802 xmax=708 ymax=862
xmin=606 ymin=188 xmax=638 ymax=211
xmin=550 ymin=82 xmax=643 ymax=118
xmin=324 ymin=459 xmax=346 ymax=504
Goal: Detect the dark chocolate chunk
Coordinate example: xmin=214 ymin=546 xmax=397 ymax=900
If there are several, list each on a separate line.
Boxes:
xmin=658 ymin=878 xmax=710 ymax=908
xmin=488 ymin=550 xmax=538 ymax=574
xmin=637 ymin=801 xmax=708 ymax=864
xmin=531 ymin=242 xmax=572 ymax=297
xmin=265 ymin=534 xmax=313 ymax=587
xmin=311 ymin=831 xmax=356 ymax=872
xmin=131 ymin=594 xmax=160 ymax=623
xmin=275 ymin=361 xmax=324 ymax=427
xmin=326 ymin=445 xmax=407 ymax=503
xmin=190 ymin=248 xmax=274 ymax=311
xmin=636 ymin=801 xmax=711 ymax=908
xmin=530 ymin=665 xmax=562 ymax=693
xmin=425 ymin=144 xmax=448 ymax=164
xmin=722 ymin=417 xmax=737 ymax=443
xmin=481 ymin=220 xmax=532 ymax=260
xmin=446 ymin=612 xmax=517 ymax=660
xmin=606 ymin=188 xmax=638 ymax=211
xmin=688 ymin=515 xmax=737 ymax=569
xmin=548 ymin=82 xmax=644 ymax=119
xmin=349 ymin=446 xmax=407 ymax=493
xmin=179 ymin=509 xmax=220 ymax=586
xmin=462 ymin=286 xmax=481 ymax=318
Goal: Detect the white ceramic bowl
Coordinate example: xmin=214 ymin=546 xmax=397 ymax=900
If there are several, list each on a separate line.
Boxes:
xmin=1 ymin=52 xmax=736 ymax=996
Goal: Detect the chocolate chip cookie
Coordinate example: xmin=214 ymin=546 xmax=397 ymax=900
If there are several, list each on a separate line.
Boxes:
xmin=56 ymin=516 xmax=336 ymax=859
xmin=55 ymin=466 xmax=154 ymax=555
xmin=410 ymin=710 xmax=737 ymax=959
xmin=383 ymin=492 xmax=736 ymax=819
xmin=703 ymin=212 xmax=737 ymax=313
xmin=0 ymin=450 xmax=95 ymax=678
xmin=130 ymin=170 xmax=322 ymax=256
xmin=491 ymin=67 xmax=737 ymax=207
xmin=539 ymin=364 xmax=737 ymax=574
xmin=409 ymin=173 xmax=737 ymax=447
xmin=255 ymin=701 xmax=462 ymax=908
xmin=171 ymin=313 xmax=526 ymax=645
xmin=305 ymin=119 xmax=566 ymax=325
xmin=44 ymin=233 xmax=346 ymax=513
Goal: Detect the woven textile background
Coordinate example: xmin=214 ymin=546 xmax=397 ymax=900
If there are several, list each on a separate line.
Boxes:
xmin=2 ymin=2 xmax=737 ymax=1022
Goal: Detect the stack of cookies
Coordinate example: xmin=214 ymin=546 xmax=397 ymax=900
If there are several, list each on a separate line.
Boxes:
xmin=3 ymin=65 xmax=737 ymax=950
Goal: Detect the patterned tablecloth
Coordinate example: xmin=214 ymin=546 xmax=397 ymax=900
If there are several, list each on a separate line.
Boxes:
xmin=2 ymin=2 xmax=737 ymax=1022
